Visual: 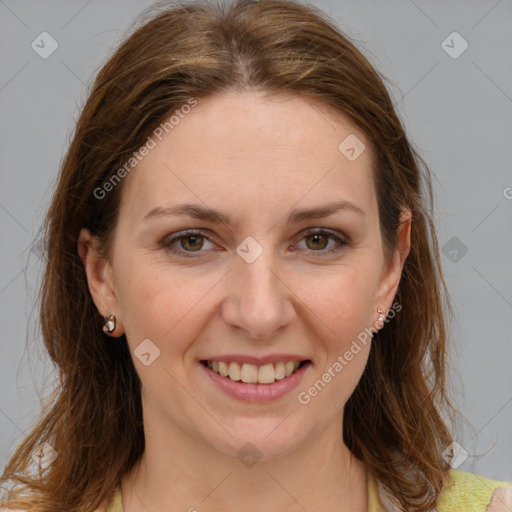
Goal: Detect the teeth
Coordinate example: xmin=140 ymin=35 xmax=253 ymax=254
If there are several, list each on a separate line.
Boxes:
xmin=228 ymin=362 xmax=241 ymax=381
xmin=258 ymin=363 xmax=275 ymax=384
xmin=205 ymin=360 xmax=305 ymax=384
xmin=274 ymin=361 xmax=286 ymax=380
xmin=285 ymin=361 xmax=294 ymax=377
xmin=219 ymin=361 xmax=229 ymax=377
xmin=241 ymin=363 xmax=258 ymax=383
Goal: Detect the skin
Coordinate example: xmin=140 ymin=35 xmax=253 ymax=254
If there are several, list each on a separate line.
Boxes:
xmin=79 ymin=89 xmax=411 ymax=512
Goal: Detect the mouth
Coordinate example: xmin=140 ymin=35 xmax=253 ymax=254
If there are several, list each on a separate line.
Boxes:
xmin=200 ymin=359 xmax=310 ymax=385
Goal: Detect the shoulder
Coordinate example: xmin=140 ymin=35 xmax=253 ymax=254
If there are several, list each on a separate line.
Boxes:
xmin=0 ymin=484 xmax=122 ymax=512
xmin=437 ymin=469 xmax=512 ymax=512
xmin=103 ymin=484 xmax=123 ymax=512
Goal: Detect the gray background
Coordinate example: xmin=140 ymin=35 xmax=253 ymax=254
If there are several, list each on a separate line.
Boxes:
xmin=1 ymin=0 xmax=511 ymax=483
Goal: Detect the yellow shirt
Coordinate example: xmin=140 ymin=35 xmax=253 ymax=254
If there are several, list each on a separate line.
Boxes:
xmin=105 ymin=469 xmax=512 ymax=511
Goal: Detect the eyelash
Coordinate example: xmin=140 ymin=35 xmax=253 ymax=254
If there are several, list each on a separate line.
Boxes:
xmin=161 ymin=228 xmax=349 ymax=258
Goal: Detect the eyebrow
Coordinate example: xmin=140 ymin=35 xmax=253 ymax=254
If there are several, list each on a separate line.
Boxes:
xmin=142 ymin=200 xmax=365 ymax=225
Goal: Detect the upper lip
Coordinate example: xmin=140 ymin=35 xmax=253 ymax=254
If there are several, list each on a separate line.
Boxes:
xmin=201 ymin=354 xmax=310 ymax=365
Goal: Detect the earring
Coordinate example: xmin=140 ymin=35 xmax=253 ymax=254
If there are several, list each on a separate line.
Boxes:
xmin=377 ymin=308 xmax=384 ymax=323
xmin=103 ymin=314 xmax=116 ymax=334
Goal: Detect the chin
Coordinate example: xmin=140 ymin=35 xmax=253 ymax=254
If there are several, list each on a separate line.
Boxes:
xmin=198 ymin=417 xmax=313 ymax=463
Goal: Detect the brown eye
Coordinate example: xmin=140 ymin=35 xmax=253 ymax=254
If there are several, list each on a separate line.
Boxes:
xmin=180 ymin=234 xmax=205 ymax=252
xmin=162 ymin=230 xmax=215 ymax=257
xmin=305 ymin=233 xmax=329 ymax=251
xmin=162 ymin=228 xmax=348 ymax=259
xmin=296 ymin=228 xmax=348 ymax=256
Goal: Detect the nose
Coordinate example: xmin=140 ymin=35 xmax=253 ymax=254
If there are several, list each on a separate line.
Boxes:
xmin=220 ymin=246 xmax=295 ymax=341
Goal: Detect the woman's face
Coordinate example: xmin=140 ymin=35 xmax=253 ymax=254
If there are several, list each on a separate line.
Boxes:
xmin=81 ymin=89 xmax=410 ymax=460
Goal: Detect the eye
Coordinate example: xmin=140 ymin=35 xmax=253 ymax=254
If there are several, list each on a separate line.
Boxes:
xmin=161 ymin=228 xmax=349 ymax=258
xmin=294 ymin=228 xmax=348 ymax=256
xmin=162 ymin=229 xmax=215 ymax=257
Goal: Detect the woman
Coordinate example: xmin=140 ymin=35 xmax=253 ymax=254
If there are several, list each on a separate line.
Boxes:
xmin=1 ymin=0 xmax=510 ymax=511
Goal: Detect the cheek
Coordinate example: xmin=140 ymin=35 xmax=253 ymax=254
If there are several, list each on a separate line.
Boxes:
xmin=114 ymin=255 xmax=221 ymax=349
xmin=296 ymin=272 xmax=374 ymax=408
xmin=289 ymin=266 xmax=376 ymax=407
xmin=292 ymin=265 xmax=378 ymax=346
xmin=114 ymin=243 xmax=380 ymax=358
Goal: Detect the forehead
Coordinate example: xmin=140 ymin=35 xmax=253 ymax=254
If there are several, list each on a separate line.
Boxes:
xmin=118 ymin=90 xmax=377 ymax=224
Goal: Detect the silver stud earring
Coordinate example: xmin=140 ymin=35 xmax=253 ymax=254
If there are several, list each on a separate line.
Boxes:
xmin=377 ymin=308 xmax=384 ymax=323
xmin=103 ymin=314 xmax=116 ymax=334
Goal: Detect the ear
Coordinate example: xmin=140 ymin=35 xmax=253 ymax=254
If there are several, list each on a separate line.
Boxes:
xmin=77 ymin=228 xmax=124 ymax=337
xmin=374 ymin=207 xmax=412 ymax=317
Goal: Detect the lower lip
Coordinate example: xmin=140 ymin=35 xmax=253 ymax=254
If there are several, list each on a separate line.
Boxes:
xmin=200 ymin=361 xmax=311 ymax=403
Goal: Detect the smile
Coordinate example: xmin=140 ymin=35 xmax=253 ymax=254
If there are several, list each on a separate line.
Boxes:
xmin=201 ymin=360 xmax=306 ymax=384
xmin=200 ymin=359 xmax=312 ymax=402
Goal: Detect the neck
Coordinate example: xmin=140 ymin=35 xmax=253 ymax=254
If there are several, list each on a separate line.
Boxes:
xmin=120 ymin=416 xmax=368 ymax=512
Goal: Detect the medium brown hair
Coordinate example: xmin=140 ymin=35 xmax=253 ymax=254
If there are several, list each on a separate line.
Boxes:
xmin=1 ymin=0 xmax=458 ymax=510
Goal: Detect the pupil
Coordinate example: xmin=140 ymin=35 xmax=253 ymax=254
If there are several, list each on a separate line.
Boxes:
xmin=308 ymin=234 xmax=327 ymax=250
xmin=183 ymin=235 xmax=202 ymax=251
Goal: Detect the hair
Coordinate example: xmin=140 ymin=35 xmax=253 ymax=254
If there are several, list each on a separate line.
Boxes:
xmin=1 ymin=0 xmax=460 ymax=510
